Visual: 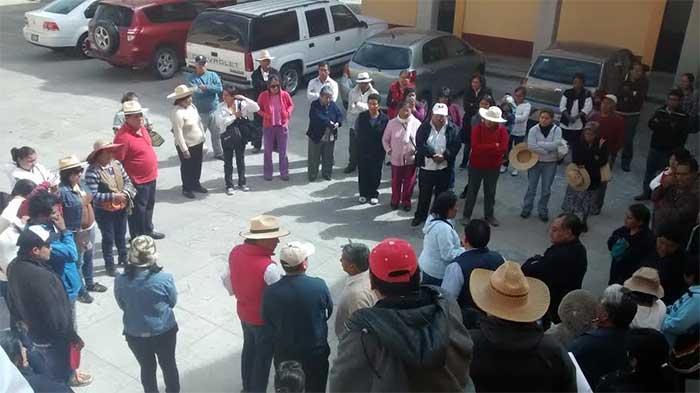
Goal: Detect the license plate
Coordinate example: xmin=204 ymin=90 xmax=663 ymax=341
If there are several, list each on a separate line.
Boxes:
xmin=31 ymin=34 xmax=38 ymax=42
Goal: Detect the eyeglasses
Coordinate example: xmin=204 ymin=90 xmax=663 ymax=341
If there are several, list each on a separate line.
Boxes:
xmin=270 ymin=84 xmax=280 ymax=89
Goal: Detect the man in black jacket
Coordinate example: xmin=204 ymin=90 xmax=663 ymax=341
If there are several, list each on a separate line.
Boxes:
xmin=522 ymin=213 xmax=588 ymax=327
xmin=250 ymin=50 xmax=280 ymax=153
xmin=617 ymin=62 xmax=648 ymax=171
xmin=412 ymin=103 xmax=462 ymax=226
xmin=6 ymin=225 xmax=80 ymax=384
xmin=635 ymin=90 xmax=688 ymax=200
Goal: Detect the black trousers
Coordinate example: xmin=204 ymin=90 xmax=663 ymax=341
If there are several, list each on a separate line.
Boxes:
xmin=129 ymin=180 xmax=156 ymax=237
xmin=176 ymin=142 xmax=204 ymax=192
xmin=357 ymin=157 xmax=383 ymax=198
xmin=463 ymin=167 xmax=500 ymax=218
xmin=252 ymin=114 xmax=263 ymax=149
xmin=125 ymin=326 xmax=180 ymax=393
xmin=223 ymin=143 xmax=246 ymax=188
xmin=241 ymin=322 xmax=274 ymax=393
xmin=562 ymin=128 xmax=579 ymax=147
xmin=275 ymin=346 xmax=330 ymax=393
xmin=346 ymin=128 xmax=358 ymax=169
xmin=414 ymin=168 xmax=451 ymax=221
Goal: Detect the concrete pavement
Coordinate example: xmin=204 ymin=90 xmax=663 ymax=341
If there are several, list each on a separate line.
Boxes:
xmin=1 ymin=1 xmax=697 ymax=392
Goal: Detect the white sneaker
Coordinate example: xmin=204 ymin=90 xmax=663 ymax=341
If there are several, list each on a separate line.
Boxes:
xmin=226 ymin=188 xmax=234 ymax=196
xmin=511 ymin=169 xmax=519 ymax=176
xmin=499 ymin=165 xmax=508 ymax=174
xmin=369 ymin=198 xmax=379 ymax=205
xmin=358 ymin=197 xmax=367 ymax=204
xmin=239 ymin=185 xmax=251 ymax=192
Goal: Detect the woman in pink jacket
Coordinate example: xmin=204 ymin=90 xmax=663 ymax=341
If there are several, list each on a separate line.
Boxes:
xmin=257 ymin=75 xmax=295 ymax=180
xmin=382 ymin=101 xmax=422 ymax=211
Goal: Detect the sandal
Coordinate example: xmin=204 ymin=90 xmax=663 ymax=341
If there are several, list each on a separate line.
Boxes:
xmin=69 ymin=371 xmax=93 ymax=387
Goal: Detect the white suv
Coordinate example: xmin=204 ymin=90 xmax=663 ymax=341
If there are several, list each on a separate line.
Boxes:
xmin=185 ymin=0 xmax=387 ymax=95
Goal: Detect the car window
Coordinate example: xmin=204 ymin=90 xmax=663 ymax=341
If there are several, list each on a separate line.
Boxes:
xmin=143 ymin=3 xmax=198 ymax=23
xmin=352 ymin=42 xmax=411 ymax=70
xmin=529 ymin=56 xmax=601 ymax=87
xmin=422 ymin=38 xmax=447 ymax=64
xmin=305 ymin=8 xmax=329 ymax=38
xmin=94 ymin=3 xmax=133 ymax=27
xmin=441 ymin=36 xmax=470 ymax=58
xmin=330 ymin=4 xmax=359 ymax=31
xmin=250 ymin=11 xmax=299 ymax=50
xmin=45 ymin=0 xmax=85 ymax=14
xmin=83 ymin=0 xmax=98 ymax=18
xmin=188 ymin=11 xmax=250 ymax=52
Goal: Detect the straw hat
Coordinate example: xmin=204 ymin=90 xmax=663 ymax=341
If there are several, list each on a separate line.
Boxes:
xmin=355 ymin=72 xmax=372 ymax=83
xmin=57 ymin=154 xmax=86 ymax=172
xmin=167 ymin=84 xmax=196 ymax=100
xmin=256 ymin=49 xmax=275 ymax=62
xmin=479 ymin=106 xmax=507 ymax=123
xmin=509 ymin=143 xmax=539 ymax=171
xmin=122 ymin=100 xmax=147 ymax=115
xmin=87 ymin=139 xmax=122 ymax=163
xmin=624 ymin=267 xmax=664 ymax=298
xmin=240 ymin=215 xmax=290 ymax=239
xmin=565 ymin=163 xmax=591 ymax=192
xmin=470 ymin=261 xmax=550 ymax=323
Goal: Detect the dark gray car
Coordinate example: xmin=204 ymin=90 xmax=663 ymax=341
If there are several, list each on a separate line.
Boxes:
xmin=348 ymin=28 xmax=485 ymax=104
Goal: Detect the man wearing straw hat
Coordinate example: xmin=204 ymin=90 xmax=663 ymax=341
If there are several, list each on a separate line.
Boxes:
xmin=469 ymin=261 xmax=577 ymax=392
xmin=343 ymin=72 xmax=378 ymax=174
xmin=113 ymin=100 xmax=164 ymax=240
xmin=228 ymin=215 xmax=289 ymax=393
xmin=250 ymin=50 xmax=280 ymax=153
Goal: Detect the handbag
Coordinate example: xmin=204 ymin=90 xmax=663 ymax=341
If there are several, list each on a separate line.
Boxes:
xmin=220 ymin=122 xmax=243 ymax=149
xmin=149 ymin=130 xmax=165 ymax=147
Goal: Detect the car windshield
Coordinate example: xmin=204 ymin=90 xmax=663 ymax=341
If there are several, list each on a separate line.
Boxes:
xmin=45 ymin=0 xmax=85 ymax=14
xmin=529 ymin=56 xmax=601 ymax=87
xmin=189 ymin=11 xmax=250 ymax=52
xmin=94 ymin=4 xmax=133 ymax=27
xmin=352 ymin=43 xmax=411 ymax=70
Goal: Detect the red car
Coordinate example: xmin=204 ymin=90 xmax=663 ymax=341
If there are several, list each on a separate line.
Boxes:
xmin=86 ymin=0 xmax=235 ymax=79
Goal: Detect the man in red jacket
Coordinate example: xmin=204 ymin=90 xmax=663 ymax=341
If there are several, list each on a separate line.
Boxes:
xmin=462 ymin=106 xmax=508 ymax=227
xmin=229 ymin=215 xmax=289 ymax=393
xmin=590 ymin=94 xmax=625 ymax=214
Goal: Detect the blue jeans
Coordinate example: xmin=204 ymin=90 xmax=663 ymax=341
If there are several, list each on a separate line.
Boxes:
xmin=421 ymin=272 xmax=443 ymax=286
xmin=95 ymin=208 xmax=128 ymax=269
xmin=522 ymin=161 xmax=558 ymax=216
xmin=240 ymin=322 xmax=274 ymax=393
xmin=31 ymin=338 xmax=72 ymax=383
xmin=642 ymin=147 xmax=670 ymax=197
xmin=75 ymin=226 xmax=96 ymax=288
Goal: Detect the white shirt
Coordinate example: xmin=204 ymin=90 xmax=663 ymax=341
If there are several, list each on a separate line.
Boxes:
xmin=346 ymin=84 xmax=379 ymax=128
xmin=263 ymin=263 xmax=284 ymax=285
xmin=559 ymin=92 xmax=593 ymax=130
xmin=0 ymin=350 xmax=32 ymax=393
xmin=171 ymin=104 xmax=206 ymax=152
xmin=0 ymin=198 xmax=25 ymax=281
xmin=631 ymin=299 xmax=667 ymax=330
xmin=423 ymin=122 xmax=448 ymax=171
xmin=307 ymin=76 xmax=339 ymax=103
xmin=650 ymin=168 xmax=670 ymax=191
xmin=511 ymin=101 xmax=532 ymax=136
xmin=213 ymin=96 xmax=261 ymax=133
xmin=9 ymin=162 xmax=55 ymax=187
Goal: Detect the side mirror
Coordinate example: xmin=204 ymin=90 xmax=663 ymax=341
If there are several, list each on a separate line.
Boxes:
xmin=359 ymin=21 xmax=368 ymax=28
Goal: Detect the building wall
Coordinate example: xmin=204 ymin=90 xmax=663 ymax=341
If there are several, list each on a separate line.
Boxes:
xmin=556 ymin=0 xmax=666 ymax=65
xmin=461 ymin=0 xmax=539 ymax=57
xmin=361 ymin=0 xmax=418 ymax=27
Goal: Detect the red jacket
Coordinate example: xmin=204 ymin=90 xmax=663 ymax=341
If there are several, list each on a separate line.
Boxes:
xmin=469 ymin=122 xmax=509 ymax=169
xmin=590 ymin=112 xmax=625 ymax=155
xmin=229 ymin=242 xmax=276 ymax=325
xmin=386 ymin=80 xmax=415 ymax=119
xmin=257 ymin=90 xmax=294 ymax=128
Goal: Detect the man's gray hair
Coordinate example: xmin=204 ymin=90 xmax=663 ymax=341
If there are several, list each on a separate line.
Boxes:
xmin=341 ymin=242 xmax=370 ymax=272
xmin=600 ymin=283 xmax=637 ymax=328
xmin=320 ymin=85 xmax=334 ymax=97
xmin=601 ymin=284 xmax=625 ymax=306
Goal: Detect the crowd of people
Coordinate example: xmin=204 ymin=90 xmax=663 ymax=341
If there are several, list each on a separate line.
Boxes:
xmin=0 ymin=50 xmax=698 ymax=393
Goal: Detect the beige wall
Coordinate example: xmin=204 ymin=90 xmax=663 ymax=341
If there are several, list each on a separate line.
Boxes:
xmin=361 ymin=0 xmax=418 ymax=27
xmin=461 ymin=0 xmax=539 ymax=42
xmin=556 ymin=0 xmax=666 ymax=65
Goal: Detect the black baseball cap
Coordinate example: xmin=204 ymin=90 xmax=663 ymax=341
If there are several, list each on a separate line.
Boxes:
xmin=194 ymin=55 xmax=207 ymax=64
xmin=17 ymin=225 xmax=59 ymax=249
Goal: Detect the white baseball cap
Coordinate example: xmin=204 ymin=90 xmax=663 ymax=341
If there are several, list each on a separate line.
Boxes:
xmin=280 ymin=241 xmax=316 ymax=268
xmin=604 ymin=94 xmax=618 ymax=103
xmin=432 ymin=103 xmax=449 ymax=116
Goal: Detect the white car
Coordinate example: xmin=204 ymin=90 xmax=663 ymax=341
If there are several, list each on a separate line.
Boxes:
xmin=185 ymin=0 xmax=387 ymax=95
xmin=23 ymin=0 xmax=97 ymax=57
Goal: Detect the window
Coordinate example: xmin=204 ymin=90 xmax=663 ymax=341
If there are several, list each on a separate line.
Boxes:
xmin=352 ymin=43 xmax=411 ymax=70
xmin=188 ymin=11 xmax=250 ymax=52
xmin=442 ymin=36 xmax=471 ymax=58
xmin=305 ymin=8 xmax=329 ymax=38
xmin=330 ymin=4 xmax=358 ymax=31
xmin=94 ymin=4 xmax=133 ymax=27
xmin=143 ymin=3 xmax=197 ymax=23
xmin=251 ymin=11 xmax=299 ymax=50
xmin=45 ymin=0 xmax=86 ymax=14
xmin=529 ymin=56 xmax=601 ymax=87
xmin=422 ymin=38 xmax=447 ymax=64
xmin=84 ymin=1 xmax=99 ymax=18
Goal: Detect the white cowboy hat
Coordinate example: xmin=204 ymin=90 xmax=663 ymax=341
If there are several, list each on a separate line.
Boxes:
xmin=509 ymin=143 xmax=539 ymax=171
xmin=122 ymin=100 xmax=148 ymax=115
xmin=167 ymin=84 xmax=196 ymax=100
xmin=57 ymin=155 xmax=86 ymax=172
xmin=87 ymin=139 xmax=123 ymax=163
xmin=355 ymin=72 xmax=372 ymax=83
xmin=624 ymin=267 xmax=664 ymax=299
xmin=256 ymin=49 xmax=275 ymax=62
xmin=479 ymin=106 xmax=507 ymax=123
xmin=565 ymin=163 xmax=591 ymax=192
xmin=240 ymin=215 xmax=290 ymax=240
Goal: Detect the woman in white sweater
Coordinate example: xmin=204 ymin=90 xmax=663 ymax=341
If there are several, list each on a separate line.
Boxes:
xmin=214 ymin=85 xmax=260 ymax=195
xmin=418 ymin=191 xmax=465 ymax=285
xmin=504 ymin=87 xmax=532 ymax=176
xmin=169 ymin=85 xmax=207 ymax=199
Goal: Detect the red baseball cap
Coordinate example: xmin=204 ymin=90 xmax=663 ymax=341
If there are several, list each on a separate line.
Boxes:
xmin=369 ymin=238 xmax=418 ymax=283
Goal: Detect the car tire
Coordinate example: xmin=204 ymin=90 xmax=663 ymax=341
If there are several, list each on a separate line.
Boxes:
xmin=280 ymin=63 xmax=301 ymax=96
xmin=92 ymin=20 xmax=119 ymax=55
xmin=151 ymin=46 xmax=179 ymax=80
xmin=74 ymin=33 xmax=90 ymax=58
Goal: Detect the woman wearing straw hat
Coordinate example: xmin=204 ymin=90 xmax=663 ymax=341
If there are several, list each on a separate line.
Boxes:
xmin=520 ymin=108 xmax=563 ymax=222
xmin=58 ymin=155 xmax=106 ymax=304
xmin=115 ymin=235 xmax=180 ymax=393
xmin=84 ymin=140 xmax=135 ymax=276
xmin=169 ymin=84 xmax=208 ymax=199
xmin=624 ymin=267 xmax=667 ymax=330
xmin=469 ymin=261 xmax=578 ymax=392
xmin=561 ymin=121 xmax=609 ymax=232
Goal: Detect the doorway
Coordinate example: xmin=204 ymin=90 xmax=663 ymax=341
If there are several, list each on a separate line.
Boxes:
xmin=437 ymin=0 xmax=456 ymax=33
xmin=653 ymin=0 xmax=693 ymax=72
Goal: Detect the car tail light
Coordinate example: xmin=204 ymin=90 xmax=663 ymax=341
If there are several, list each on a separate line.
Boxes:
xmin=244 ymin=52 xmax=253 ymax=72
xmin=42 ymin=21 xmax=59 ymax=31
xmin=408 ymin=70 xmax=417 ymax=83
xmin=127 ymin=32 xmax=136 ymax=42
